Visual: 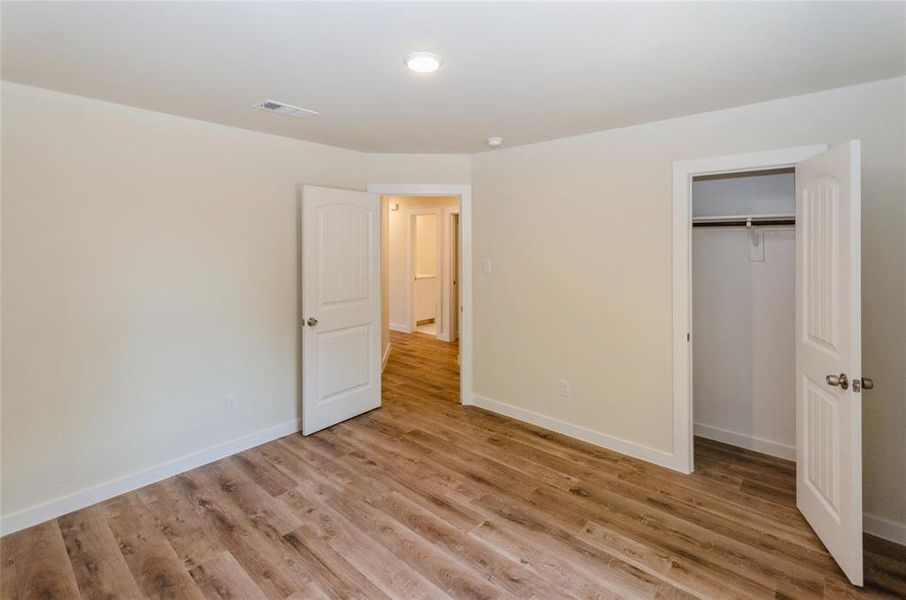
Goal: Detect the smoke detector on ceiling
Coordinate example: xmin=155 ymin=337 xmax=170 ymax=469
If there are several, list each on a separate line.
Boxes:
xmin=485 ymin=136 xmax=504 ymax=149
xmin=254 ymin=100 xmax=318 ymax=119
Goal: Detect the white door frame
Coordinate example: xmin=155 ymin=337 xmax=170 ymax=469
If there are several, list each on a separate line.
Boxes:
xmin=407 ymin=207 xmax=443 ymax=334
xmin=671 ymin=144 xmax=827 ymax=474
xmin=441 ymin=206 xmax=461 ymax=343
xmin=368 ymin=183 xmax=474 ymax=406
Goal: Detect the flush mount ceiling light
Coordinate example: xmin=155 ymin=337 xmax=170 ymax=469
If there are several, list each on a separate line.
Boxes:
xmin=404 ymin=52 xmax=442 ymax=73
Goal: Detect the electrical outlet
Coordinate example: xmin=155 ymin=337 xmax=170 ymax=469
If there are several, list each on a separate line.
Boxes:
xmin=558 ymin=379 xmax=571 ymax=398
xmin=225 ymin=394 xmax=239 ymax=413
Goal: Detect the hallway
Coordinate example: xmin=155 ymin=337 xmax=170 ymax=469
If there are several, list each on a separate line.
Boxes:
xmin=384 ymin=330 xmax=459 ymax=406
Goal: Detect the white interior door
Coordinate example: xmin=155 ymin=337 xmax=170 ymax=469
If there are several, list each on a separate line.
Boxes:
xmin=795 ymin=140 xmax=863 ymax=585
xmin=302 ymin=185 xmax=381 ymax=435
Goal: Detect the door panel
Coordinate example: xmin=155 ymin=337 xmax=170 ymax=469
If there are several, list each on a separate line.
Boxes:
xmin=803 ymin=177 xmax=839 ymax=354
xmin=415 ymin=277 xmax=437 ymax=322
xmin=804 ymin=378 xmax=840 ymax=515
xmin=318 ymin=205 xmax=372 ymax=306
xmin=302 ymin=186 xmax=381 ymax=435
xmin=795 ymin=141 xmax=862 ymax=585
xmin=317 ymin=325 xmax=371 ymax=401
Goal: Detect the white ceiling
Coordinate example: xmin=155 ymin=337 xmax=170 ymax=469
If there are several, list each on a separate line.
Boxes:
xmin=2 ymin=2 xmax=904 ymax=153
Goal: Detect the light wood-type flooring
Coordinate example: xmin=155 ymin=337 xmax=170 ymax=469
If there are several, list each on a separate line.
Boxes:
xmin=2 ymin=330 xmax=904 ymax=598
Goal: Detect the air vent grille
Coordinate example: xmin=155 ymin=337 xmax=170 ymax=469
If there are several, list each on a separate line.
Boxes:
xmin=254 ymin=100 xmax=318 ymax=119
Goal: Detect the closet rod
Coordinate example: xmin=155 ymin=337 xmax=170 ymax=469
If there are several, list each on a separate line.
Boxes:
xmin=692 ymin=218 xmax=795 ymax=228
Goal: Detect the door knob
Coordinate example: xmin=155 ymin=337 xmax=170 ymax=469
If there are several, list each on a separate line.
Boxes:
xmin=826 ymin=373 xmax=849 ymax=390
xmin=853 ymin=377 xmax=874 ymax=392
xmin=306 ymin=317 xmax=318 ymax=327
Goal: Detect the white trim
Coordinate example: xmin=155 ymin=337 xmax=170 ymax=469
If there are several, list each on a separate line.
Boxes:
xmin=382 ymin=343 xmax=392 ymax=372
xmin=864 ymin=513 xmax=906 ymax=546
xmin=672 ymin=144 xmax=827 ymax=474
xmin=473 ymin=394 xmax=686 ymax=471
xmin=368 ymin=184 xmax=474 ymax=406
xmin=439 ymin=206 xmax=460 ymax=343
xmin=389 ymin=322 xmax=411 ymax=334
xmin=694 ymin=423 xmax=796 ymax=461
xmin=0 ymin=418 xmax=301 ymax=537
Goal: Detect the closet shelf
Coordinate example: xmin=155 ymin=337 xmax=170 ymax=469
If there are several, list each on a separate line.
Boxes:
xmin=692 ymin=213 xmax=795 ymax=228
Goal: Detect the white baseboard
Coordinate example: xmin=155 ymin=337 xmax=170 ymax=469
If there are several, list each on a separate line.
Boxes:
xmin=0 ymin=418 xmax=302 ymax=537
xmin=472 ymin=394 xmax=684 ymax=472
xmin=382 ymin=343 xmax=392 ymax=372
xmin=471 ymin=396 xmax=906 ymax=546
xmin=694 ymin=423 xmax=796 ymax=461
xmin=389 ymin=323 xmax=411 ymax=334
xmin=864 ymin=512 xmax=906 ymax=546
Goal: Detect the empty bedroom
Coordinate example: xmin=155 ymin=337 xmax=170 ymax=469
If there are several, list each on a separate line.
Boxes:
xmin=1 ymin=2 xmax=904 ymax=598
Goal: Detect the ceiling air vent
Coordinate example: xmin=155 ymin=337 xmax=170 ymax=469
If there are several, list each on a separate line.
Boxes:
xmin=254 ymin=99 xmax=318 ymax=119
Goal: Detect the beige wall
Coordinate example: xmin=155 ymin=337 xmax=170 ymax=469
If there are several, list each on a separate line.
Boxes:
xmin=384 ymin=196 xmax=459 ymax=332
xmin=471 ymin=77 xmax=905 ymax=531
xmin=364 ymin=153 xmax=471 ymax=186
xmin=0 ymin=82 xmax=470 ymax=528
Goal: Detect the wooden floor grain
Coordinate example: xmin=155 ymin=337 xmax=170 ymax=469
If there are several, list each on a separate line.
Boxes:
xmin=2 ymin=330 xmax=904 ymax=599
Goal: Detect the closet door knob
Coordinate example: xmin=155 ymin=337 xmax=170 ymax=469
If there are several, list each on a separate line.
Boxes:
xmin=825 ymin=373 xmax=849 ymax=390
xmin=307 ymin=317 xmax=318 ymax=327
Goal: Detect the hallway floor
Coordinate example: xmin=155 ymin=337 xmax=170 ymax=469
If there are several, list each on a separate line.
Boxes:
xmin=2 ymin=331 xmax=903 ymax=598
xmin=415 ymin=321 xmax=437 ymax=335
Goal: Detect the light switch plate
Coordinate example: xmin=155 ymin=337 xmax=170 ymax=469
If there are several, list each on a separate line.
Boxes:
xmin=482 ymin=258 xmax=492 ymax=273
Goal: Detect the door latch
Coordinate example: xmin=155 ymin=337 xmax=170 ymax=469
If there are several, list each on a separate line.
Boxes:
xmin=852 ymin=377 xmax=874 ymax=393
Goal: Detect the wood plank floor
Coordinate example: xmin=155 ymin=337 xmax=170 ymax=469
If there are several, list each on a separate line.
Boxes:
xmin=2 ymin=330 xmax=904 ymax=599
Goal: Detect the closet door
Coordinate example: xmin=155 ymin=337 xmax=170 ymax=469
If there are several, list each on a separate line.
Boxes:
xmin=795 ymin=140 xmax=864 ymax=586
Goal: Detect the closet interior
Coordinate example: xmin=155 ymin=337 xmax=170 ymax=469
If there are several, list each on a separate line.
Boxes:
xmin=692 ymin=167 xmax=797 ymax=461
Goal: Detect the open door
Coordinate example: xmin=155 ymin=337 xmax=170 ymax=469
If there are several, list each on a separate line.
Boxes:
xmin=301 ymin=185 xmax=381 ymax=435
xmin=795 ymin=140 xmax=864 ymax=585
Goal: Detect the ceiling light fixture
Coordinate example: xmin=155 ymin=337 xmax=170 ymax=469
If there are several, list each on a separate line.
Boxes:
xmin=404 ymin=52 xmax=442 ymax=73
xmin=486 ymin=136 xmax=504 ymax=149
